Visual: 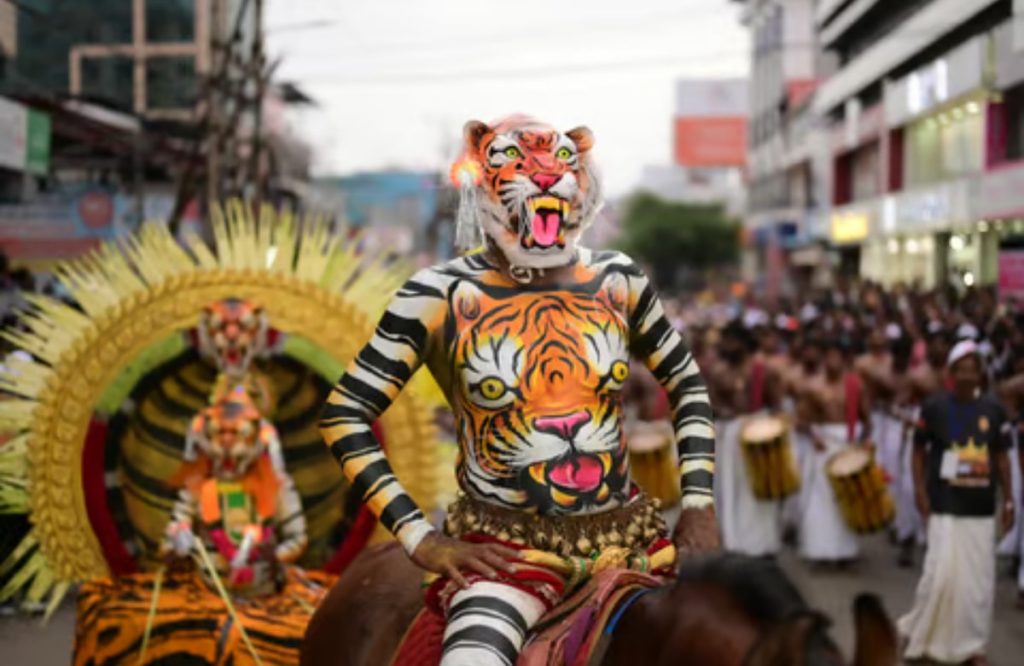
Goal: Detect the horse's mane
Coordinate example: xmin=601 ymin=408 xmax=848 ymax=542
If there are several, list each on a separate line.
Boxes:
xmin=676 ymin=552 xmax=809 ymax=622
xmin=675 ymin=553 xmax=841 ymax=664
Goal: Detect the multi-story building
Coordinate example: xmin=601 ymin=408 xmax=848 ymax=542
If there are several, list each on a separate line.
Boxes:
xmin=0 ymin=2 xmax=320 ymax=265
xmin=737 ymin=0 xmax=1024 ymax=291
xmin=816 ymin=0 xmax=1024 ymax=290
xmin=0 ymin=0 xmax=256 ymax=121
xmin=735 ymin=0 xmax=826 ymax=297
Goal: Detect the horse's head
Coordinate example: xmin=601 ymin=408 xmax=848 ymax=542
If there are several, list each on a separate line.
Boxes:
xmin=744 ymin=593 xmax=898 ymax=666
xmin=605 ymin=553 xmax=899 ymax=666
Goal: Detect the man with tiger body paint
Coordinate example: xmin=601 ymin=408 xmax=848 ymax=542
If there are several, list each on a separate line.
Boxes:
xmin=320 ymin=115 xmax=718 ymax=666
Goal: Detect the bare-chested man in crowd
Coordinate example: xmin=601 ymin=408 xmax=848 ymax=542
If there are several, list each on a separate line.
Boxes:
xmin=861 ymin=333 xmax=920 ymax=565
xmin=757 ymin=320 xmax=790 ymax=381
xmin=709 ymin=321 xmax=784 ymax=556
xmin=795 ymin=338 xmax=872 ymax=565
xmin=909 ymin=324 xmax=953 ymax=405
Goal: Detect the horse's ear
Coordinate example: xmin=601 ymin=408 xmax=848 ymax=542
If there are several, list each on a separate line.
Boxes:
xmin=742 ymin=615 xmax=817 ymax=666
xmin=852 ymin=594 xmax=899 ymax=666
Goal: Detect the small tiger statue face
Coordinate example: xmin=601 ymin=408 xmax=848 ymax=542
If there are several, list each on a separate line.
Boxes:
xmin=198 ymin=298 xmax=268 ymax=376
xmin=187 ymin=385 xmax=274 ymax=481
xmin=457 ymin=115 xmax=601 ymax=271
xmin=451 ymin=275 xmax=631 ymax=513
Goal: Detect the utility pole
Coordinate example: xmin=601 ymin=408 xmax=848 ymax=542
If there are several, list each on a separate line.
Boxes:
xmin=249 ymin=0 xmax=265 ymax=205
xmin=169 ymin=0 xmax=264 ymax=235
xmin=206 ymin=0 xmax=223 ymax=207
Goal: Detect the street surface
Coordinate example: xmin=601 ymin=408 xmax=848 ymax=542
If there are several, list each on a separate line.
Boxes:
xmin=1 ymin=533 xmax=1022 ymax=664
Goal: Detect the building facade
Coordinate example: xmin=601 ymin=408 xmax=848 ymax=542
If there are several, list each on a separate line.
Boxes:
xmin=736 ymin=0 xmax=1024 ymax=292
xmin=737 ymin=0 xmax=825 ymax=297
xmin=818 ymin=0 xmax=1019 ymax=290
xmin=0 ymin=0 xmax=256 ymax=121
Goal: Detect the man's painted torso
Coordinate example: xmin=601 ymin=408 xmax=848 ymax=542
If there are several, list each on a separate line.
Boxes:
xmin=322 ymin=246 xmax=715 ymax=554
xmin=425 ymin=250 xmax=634 ymax=515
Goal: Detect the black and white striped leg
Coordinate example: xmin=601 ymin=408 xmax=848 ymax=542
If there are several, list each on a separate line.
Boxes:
xmin=440 ymin=581 xmax=546 ymax=666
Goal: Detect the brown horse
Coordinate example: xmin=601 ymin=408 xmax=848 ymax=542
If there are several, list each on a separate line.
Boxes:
xmin=301 ymin=544 xmax=899 ymax=666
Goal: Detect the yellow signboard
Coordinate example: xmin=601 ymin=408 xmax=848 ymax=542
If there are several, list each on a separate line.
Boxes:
xmin=831 ymin=212 xmax=870 ymax=244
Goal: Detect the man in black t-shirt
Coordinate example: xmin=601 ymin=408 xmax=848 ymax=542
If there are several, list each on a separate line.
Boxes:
xmin=898 ymin=341 xmax=1015 ymax=666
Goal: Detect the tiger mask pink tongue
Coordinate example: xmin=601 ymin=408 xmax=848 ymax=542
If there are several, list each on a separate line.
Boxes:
xmin=548 ymin=456 xmax=602 ymax=492
xmin=530 ymin=211 xmax=562 ymax=248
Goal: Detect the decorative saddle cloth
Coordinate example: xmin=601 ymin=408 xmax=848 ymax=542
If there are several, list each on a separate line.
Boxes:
xmin=73 ymin=568 xmax=335 ymax=666
xmin=389 ymin=567 xmax=667 ymax=666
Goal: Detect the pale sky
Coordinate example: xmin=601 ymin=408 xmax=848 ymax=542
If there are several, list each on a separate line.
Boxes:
xmin=267 ymin=0 xmax=750 ymax=196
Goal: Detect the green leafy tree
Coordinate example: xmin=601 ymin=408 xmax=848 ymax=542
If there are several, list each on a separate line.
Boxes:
xmin=615 ymin=192 xmax=739 ymax=288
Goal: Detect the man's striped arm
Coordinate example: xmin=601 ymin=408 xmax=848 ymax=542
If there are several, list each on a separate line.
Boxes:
xmin=627 ymin=269 xmax=716 ymax=510
xmin=319 ymin=270 xmax=445 ymax=555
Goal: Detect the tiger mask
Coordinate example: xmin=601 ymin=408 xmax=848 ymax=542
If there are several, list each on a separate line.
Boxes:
xmin=184 ymin=385 xmax=277 ymax=482
xmin=451 ymin=276 xmax=631 ymax=514
xmin=198 ymin=298 xmax=268 ymax=377
xmin=455 ymin=115 xmax=602 ymax=271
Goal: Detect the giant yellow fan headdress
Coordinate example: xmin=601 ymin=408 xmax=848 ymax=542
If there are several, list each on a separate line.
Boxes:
xmin=0 ymin=201 xmax=441 ymax=613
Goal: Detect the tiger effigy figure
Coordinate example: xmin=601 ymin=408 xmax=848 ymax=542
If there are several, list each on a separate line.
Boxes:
xmin=166 ymin=384 xmax=307 ymax=595
xmin=320 ymin=115 xmax=719 ymax=666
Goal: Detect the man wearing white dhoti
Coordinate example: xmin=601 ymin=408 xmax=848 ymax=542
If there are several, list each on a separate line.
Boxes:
xmin=779 ymin=331 xmax=822 ymax=544
xmin=795 ymin=336 xmax=872 ymax=564
xmin=856 ymin=326 xmax=893 ymax=467
xmin=862 ymin=332 xmax=921 ymax=566
xmin=709 ymin=321 xmax=785 ymax=557
xmin=899 ymin=341 xmax=1015 ymax=665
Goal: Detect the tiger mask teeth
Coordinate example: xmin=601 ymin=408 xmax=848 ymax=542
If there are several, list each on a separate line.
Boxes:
xmin=522 ymin=196 xmax=569 ymax=251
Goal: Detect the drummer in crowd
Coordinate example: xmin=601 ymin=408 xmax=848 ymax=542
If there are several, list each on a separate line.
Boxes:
xmin=794 ymin=336 xmax=872 ymax=566
xmin=899 ymin=340 xmax=1015 ymax=666
xmin=708 ymin=320 xmax=785 ymax=557
xmin=858 ymin=328 xmax=920 ymax=566
xmin=779 ymin=326 xmax=821 ymax=542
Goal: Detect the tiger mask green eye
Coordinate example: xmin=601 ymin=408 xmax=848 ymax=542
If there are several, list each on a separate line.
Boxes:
xmin=504 ymin=146 xmax=522 ymax=159
xmin=556 ymin=147 xmax=572 ymax=160
xmin=479 ymin=377 xmax=507 ymax=400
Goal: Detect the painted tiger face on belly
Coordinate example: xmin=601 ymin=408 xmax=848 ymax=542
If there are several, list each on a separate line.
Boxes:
xmin=450 ymin=274 xmax=632 ymax=513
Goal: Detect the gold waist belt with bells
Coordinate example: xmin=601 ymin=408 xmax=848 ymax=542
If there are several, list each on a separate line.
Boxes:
xmin=443 ymin=492 xmax=676 ymax=582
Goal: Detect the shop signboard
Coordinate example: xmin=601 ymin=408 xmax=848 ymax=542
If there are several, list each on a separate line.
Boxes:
xmin=0 ymin=97 xmax=51 ymax=175
xmin=831 ymin=212 xmax=869 ymax=244
xmin=883 ymin=179 xmax=974 ymax=234
xmin=830 ymin=200 xmax=877 ymax=245
xmin=0 ymin=188 xmax=124 ymax=261
xmin=673 ymin=79 xmax=748 ymax=168
xmin=978 ymin=161 xmax=1024 ymax=219
xmin=674 ymin=117 xmax=747 ymax=167
xmin=25 ymin=110 xmax=51 ymax=175
xmin=999 ymin=243 xmax=1024 ymax=301
xmin=0 ymin=96 xmax=27 ymax=172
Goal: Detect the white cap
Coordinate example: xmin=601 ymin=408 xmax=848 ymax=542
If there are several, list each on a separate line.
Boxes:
xmin=947 ymin=339 xmax=980 ymax=368
xmin=799 ymin=303 xmax=819 ymax=323
xmin=885 ymin=323 xmax=902 ymax=340
xmin=743 ymin=309 xmax=768 ymax=329
xmin=956 ymin=323 xmax=979 ymax=341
